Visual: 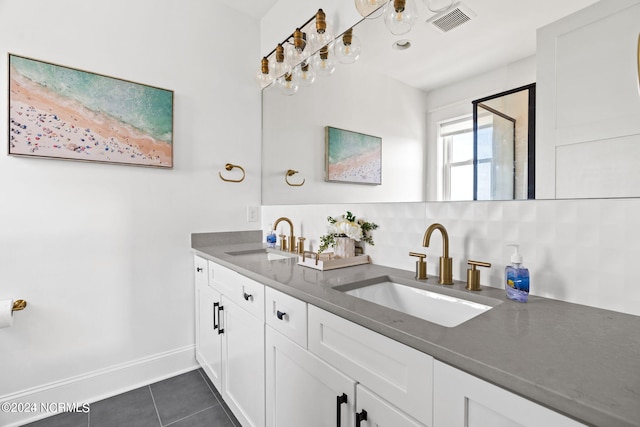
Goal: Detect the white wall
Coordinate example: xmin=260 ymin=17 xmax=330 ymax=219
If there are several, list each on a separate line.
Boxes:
xmin=0 ymin=0 xmax=261 ymax=424
xmin=262 ymin=65 xmax=428 ymax=204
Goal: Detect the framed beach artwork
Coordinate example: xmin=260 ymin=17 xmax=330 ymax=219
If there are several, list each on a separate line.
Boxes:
xmin=325 ymin=126 xmax=382 ymax=185
xmin=8 ymin=54 xmax=173 ymax=168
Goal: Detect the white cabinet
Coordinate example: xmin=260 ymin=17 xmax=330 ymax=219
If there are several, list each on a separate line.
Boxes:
xmin=265 ymin=287 xmax=307 ymax=348
xmin=433 ymin=361 xmax=586 ymax=427
xmin=265 ymin=326 xmax=356 ymax=427
xmin=196 ymin=282 xmax=223 ymax=389
xmin=308 ymin=305 xmax=433 ymax=426
xmin=356 ymin=385 xmax=424 ymax=427
xmin=194 ymin=256 xmax=265 ymax=427
xmin=220 ymin=295 xmax=265 ymax=427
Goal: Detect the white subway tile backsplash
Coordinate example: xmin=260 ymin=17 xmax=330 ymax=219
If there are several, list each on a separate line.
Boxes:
xmin=262 ymin=198 xmax=640 ymax=316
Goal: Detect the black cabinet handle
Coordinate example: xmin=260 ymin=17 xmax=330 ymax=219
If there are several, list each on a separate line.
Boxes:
xmin=217 ymin=305 xmax=224 ymax=334
xmin=196 ymin=267 xmax=203 ymax=272
xmin=213 ymin=302 xmax=219 ymax=330
xmin=213 ymin=302 xmax=224 ymax=334
xmin=243 ymin=292 xmax=253 ymax=301
xmin=355 ymin=410 xmax=368 ymax=427
xmin=336 ymin=393 xmax=347 ymax=427
xmin=276 ymin=310 xmax=286 ymax=320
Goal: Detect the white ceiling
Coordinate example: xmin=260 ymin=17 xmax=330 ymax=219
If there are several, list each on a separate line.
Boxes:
xmin=356 ymin=0 xmax=600 ymax=91
xmin=221 ymin=0 xmax=599 ymax=91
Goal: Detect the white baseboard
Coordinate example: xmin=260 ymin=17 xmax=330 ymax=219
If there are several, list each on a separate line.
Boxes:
xmin=0 ymin=345 xmax=198 ymax=427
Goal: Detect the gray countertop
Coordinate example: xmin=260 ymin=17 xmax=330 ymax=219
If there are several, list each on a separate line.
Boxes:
xmin=192 ymin=232 xmax=640 ymax=427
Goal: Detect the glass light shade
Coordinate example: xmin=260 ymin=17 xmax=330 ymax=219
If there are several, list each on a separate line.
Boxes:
xmin=310 ymin=48 xmax=336 ymax=77
xmin=255 ymin=70 xmax=273 ymax=88
xmin=285 ymin=29 xmax=308 ymax=66
xmin=423 ymin=0 xmax=453 ymax=12
xmin=384 ymin=0 xmax=418 ymax=35
xmin=254 ymin=57 xmax=273 ymax=88
xmin=276 ymin=73 xmax=299 ymax=96
xmin=272 ymin=44 xmax=291 ymax=79
xmin=334 ymin=30 xmax=362 ymax=64
xmin=285 ymin=43 xmax=308 ymax=66
xmin=309 ymin=9 xmax=334 ymax=51
xmin=355 ymin=0 xmax=387 ymax=19
xmin=293 ymin=62 xmax=316 ymax=87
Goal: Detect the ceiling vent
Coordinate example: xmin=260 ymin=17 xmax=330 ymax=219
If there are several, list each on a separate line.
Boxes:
xmin=427 ymin=2 xmax=476 ymax=33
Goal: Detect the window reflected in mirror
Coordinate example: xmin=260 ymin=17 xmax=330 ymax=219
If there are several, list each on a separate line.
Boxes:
xmin=473 ymin=84 xmax=536 ymax=200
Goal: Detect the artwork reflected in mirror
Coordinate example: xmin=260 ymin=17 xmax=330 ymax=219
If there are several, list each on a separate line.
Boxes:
xmin=325 ymin=127 xmax=382 ymax=185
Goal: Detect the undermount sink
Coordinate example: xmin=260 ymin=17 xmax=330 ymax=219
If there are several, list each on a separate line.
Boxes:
xmin=340 ymin=278 xmax=497 ymax=327
xmin=225 ymin=248 xmax=297 ymax=262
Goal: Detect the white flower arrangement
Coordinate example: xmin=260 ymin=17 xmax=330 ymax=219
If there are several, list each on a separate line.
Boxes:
xmin=319 ymin=211 xmax=378 ymax=253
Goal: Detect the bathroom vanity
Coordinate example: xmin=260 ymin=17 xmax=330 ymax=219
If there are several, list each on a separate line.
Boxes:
xmin=192 ymin=231 xmax=640 ymax=427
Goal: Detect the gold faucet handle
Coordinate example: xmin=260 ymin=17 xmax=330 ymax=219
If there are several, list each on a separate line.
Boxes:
xmin=466 ymin=260 xmax=491 ymax=291
xmin=409 ymin=252 xmax=428 ymax=280
xmin=279 ymin=234 xmax=288 ymax=252
xmin=297 ymin=237 xmax=306 ymax=254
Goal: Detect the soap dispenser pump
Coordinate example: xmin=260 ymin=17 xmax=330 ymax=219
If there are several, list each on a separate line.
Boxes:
xmin=505 ymin=245 xmax=530 ymax=302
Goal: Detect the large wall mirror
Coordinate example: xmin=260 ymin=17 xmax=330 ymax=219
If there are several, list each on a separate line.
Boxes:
xmin=262 ymin=0 xmax=636 ymax=205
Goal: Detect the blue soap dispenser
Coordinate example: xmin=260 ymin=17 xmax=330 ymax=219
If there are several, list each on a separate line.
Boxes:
xmin=266 ymin=224 xmax=277 ymax=249
xmin=505 ymin=245 xmax=530 ymax=302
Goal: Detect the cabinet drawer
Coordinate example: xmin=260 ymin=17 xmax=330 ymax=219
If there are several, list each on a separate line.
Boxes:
xmin=194 ymin=256 xmax=209 ymax=289
xmin=308 ymin=306 xmax=433 ymax=426
xmin=208 ymin=261 xmax=264 ymax=321
xmin=265 ymin=287 xmax=307 ymax=348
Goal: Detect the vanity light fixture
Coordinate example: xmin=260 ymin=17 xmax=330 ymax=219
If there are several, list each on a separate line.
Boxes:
xmin=272 ymin=44 xmax=291 ymax=80
xmin=256 ymin=8 xmax=360 ymax=94
xmin=276 ymin=72 xmax=299 ymax=96
xmin=334 ymin=28 xmax=362 ymax=64
xmin=254 ymin=57 xmax=273 ymax=88
xmin=384 ymin=0 xmax=418 ymax=35
xmin=354 ymin=0 xmax=387 ymax=19
xmin=311 ymin=45 xmax=337 ymax=77
xmin=293 ymin=61 xmax=316 ymax=87
xmin=308 ymin=9 xmax=334 ymax=51
xmin=285 ymin=28 xmax=308 ymax=66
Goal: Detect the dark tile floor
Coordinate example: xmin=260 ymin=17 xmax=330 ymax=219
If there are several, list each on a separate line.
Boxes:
xmin=24 ymin=369 xmax=240 ymax=427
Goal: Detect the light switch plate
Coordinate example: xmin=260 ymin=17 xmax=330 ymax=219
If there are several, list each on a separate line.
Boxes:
xmin=247 ymin=206 xmax=259 ymax=222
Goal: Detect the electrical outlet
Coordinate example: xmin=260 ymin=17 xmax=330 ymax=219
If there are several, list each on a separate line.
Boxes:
xmin=247 ymin=206 xmax=259 ymax=222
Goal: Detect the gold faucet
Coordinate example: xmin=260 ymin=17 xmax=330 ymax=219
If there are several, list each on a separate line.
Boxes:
xmin=273 ymin=217 xmax=296 ymax=253
xmin=422 ymin=223 xmax=453 ymax=285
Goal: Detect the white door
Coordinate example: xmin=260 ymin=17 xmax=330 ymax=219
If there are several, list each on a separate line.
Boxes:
xmin=266 ymin=326 xmax=356 ymax=427
xmin=221 ymin=296 xmax=265 ymax=427
xmin=196 ymin=283 xmax=223 ymax=391
xmin=355 ymin=385 xmax=425 ymax=427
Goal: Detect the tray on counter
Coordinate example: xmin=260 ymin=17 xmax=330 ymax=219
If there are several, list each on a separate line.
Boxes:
xmin=297 ymin=251 xmax=370 ymax=271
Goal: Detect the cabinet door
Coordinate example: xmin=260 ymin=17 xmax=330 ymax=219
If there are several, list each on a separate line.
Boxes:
xmin=356 ymin=385 xmax=425 ymax=427
xmin=433 ymin=361 xmax=586 ymax=427
xmin=221 ymin=296 xmax=265 ymax=427
xmin=308 ymin=306 xmax=433 ymax=426
xmin=266 ymin=326 xmax=356 ymax=427
xmin=196 ymin=283 xmax=222 ymax=391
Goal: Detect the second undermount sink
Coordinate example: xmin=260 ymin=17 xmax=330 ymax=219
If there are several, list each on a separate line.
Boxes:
xmin=339 ymin=277 xmax=498 ymax=327
xmin=225 ymin=248 xmax=297 ymax=262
